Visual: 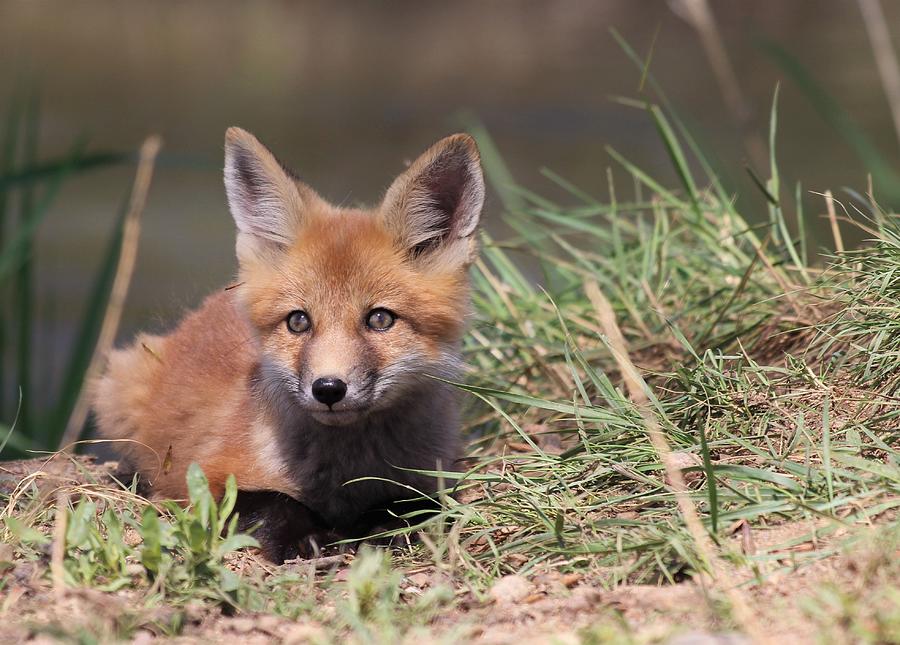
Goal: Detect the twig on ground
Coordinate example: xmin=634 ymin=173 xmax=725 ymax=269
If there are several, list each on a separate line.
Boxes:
xmin=284 ymin=553 xmax=350 ymax=570
xmin=51 ymin=491 xmax=68 ymax=599
xmin=585 ymin=280 xmax=769 ymax=645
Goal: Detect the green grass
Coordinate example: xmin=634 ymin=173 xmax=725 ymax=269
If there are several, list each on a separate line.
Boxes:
xmin=0 ymin=89 xmax=130 ymax=455
xmin=2 ymin=75 xmax=900 ymax=642
xmin=441 ymin=104 xmax=900 ymax=590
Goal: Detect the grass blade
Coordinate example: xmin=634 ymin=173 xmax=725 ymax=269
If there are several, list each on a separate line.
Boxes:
xmin=0 ymin=92 xmax=22 ymax=421
xmin=14 ymin=90 xmax=40 ymax=440
xmin=0 ymin=139 xmax=89 ymax=281
xmin=761 ymin=38 xmax=900 ymax=204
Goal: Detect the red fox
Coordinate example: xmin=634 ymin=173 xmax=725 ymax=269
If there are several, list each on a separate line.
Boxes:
xmin=92 ymin=128 xmax=484 ymax=560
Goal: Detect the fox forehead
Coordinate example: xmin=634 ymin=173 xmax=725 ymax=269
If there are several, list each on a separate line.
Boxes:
xmin=288 ymin=208 xmax=407 ymax=293
xmin=240 ymin=207 xmax=470 ymax=340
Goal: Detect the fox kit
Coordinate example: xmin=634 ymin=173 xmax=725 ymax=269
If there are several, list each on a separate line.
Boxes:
xmin=93 ymin=128 xmax=484 ymax=560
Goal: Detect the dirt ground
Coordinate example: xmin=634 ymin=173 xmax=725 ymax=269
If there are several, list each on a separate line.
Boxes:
xmin=0 ymin=541 xmax=868 ymax=644
xmin=1 ymin=456 xmax=896 ymax=644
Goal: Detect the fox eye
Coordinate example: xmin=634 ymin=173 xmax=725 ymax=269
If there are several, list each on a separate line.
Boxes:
xmin=286 ymin=310 xmax=311 ymax=334
xmin=366 ymin=308 xmax=395 ymax=331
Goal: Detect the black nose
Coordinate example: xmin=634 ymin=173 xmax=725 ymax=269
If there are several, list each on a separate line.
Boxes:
xmin=311 ymin=377 xmax=347 ymax=407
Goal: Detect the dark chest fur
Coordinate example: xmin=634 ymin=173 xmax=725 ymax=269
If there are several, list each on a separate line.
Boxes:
xmin=233 ymin=379 xmax=461 ymax=561
xmin=276 ymin=381 xmax=460 ymax=527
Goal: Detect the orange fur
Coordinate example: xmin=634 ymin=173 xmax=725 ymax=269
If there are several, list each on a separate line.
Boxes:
xmin=93 ymin=291 xmax=296 ymax=498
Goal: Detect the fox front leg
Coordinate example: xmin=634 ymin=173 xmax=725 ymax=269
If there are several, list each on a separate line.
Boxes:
xmin=231 ymin=490 xmax=339 ymax=562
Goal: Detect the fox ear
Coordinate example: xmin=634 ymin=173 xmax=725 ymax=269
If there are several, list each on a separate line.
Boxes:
xmin=224 ymin=127 xmax=310 ymax=261
xmin=381 ymin=134 xmax=484 ymax=266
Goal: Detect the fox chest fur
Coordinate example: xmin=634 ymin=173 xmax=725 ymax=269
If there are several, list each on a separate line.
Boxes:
xmin=269 ymin=380 xmax=460 ymax=526
xmin=92 ymin=128 xmax=484 ymax=558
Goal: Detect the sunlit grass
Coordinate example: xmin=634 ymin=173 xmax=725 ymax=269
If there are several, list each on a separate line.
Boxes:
xmin=442 ymin=103 xmax=899 ymax=591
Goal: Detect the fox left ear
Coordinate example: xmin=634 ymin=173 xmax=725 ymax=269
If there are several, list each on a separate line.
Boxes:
xmin=380 ymin=134 xmax=484 ymax=266
xmin=224 ymin=127 xmax=315 ymax=263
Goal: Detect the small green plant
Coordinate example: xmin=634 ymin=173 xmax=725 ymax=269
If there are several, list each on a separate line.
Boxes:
xmin=336 ymin=546 xmax=454 ymax=643
xmin=2 ymin=462 xmax=262 ymax=624
xmin=64 ymin=499 xmax=134 ymax=591
xmin=578 ymin=613 xmax=636 ymax=645
xmin=139 ymin=464 xmax=259 ymax=605
xmin=60 ymin=463 xmax=260 ymax=608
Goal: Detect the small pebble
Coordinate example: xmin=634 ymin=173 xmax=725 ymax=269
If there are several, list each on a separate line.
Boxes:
xmin=256 ymin=614 xmax=282 ymax=632
xmin=489 ymin=574 xmax=532 ymax=605
xmin=407 ymin=572 xmax=431 ymax=587
xmin=131 ymin=630 xmax=155 ymax=645
xmin=229 ymin=617 xmax=255 ymax=633
xmin=567 ymin=586 xmax=602 ymax=613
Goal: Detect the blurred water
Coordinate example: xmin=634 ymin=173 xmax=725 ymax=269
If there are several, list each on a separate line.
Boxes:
xmin=1 ymin=1 xmax=899 ymax=407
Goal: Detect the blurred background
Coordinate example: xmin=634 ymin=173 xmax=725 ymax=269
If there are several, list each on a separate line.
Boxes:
xmin=2 ymin=1 xmax=900 ymax=446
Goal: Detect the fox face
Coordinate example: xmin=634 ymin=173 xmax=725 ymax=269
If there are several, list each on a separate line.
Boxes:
xmin=223 ymin=128 xmax=484 ymax=427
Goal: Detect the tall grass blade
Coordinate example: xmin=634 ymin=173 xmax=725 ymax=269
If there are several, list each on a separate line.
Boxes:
xmin=0 ymin=392 xmax=22 ymax=456
xmin=0 ymin=151 xmax=128 ymax=190
xmin=0 ymin=139 xmax=88 ymax=281
xmin=822 ymin=396 xmax=834 ymax=509
xmin=698 ymin=419 xmax=718 ymax=535
xmin=761 ymin=38 xmax=900 ymax=204
xmin=59 ymin=135 xmax=161 ymax=450
xmin=14 ymin=90 xmax=39 ymax=440
xmin=0 ymin=93 xmax=22 ymax=421
xmin=648 ymin=105 xmax=703 ymax=224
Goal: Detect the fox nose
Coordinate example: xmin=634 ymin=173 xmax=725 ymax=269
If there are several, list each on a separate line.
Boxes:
xmin=311 ymin=377 xmax=347 ymax=407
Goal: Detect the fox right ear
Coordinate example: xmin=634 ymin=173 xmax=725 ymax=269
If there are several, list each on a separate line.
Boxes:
xmin=380 ymin=134 xmax=484 ymax=268
xmin=224 ymin=128 xmax=310 ymax=261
